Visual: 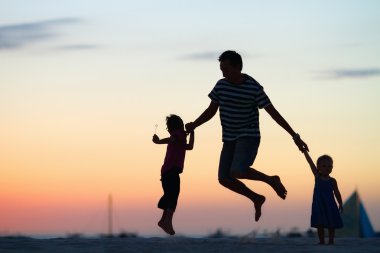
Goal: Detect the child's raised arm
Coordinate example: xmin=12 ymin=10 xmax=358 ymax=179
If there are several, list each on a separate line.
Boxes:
xmin=303 ymin=151 xmax=318 ymax=176
xmin=186 ymin=131 xmax=194 ymax=150
xmin=152 ymin=134 xmax=172 ymax=144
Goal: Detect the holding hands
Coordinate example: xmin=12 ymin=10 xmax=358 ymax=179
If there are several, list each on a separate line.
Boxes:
xmin=185 ymin=122 xmax=195 ymax=133
xmin=293 ymin=133 xmax=309 ymax=152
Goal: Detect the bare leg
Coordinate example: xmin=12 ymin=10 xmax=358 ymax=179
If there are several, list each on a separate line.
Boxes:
xmin=234 ymin=167 xmax=287 ymax=199
xmin=219 ymin=178 xmax=266 ymax=221
xmin=158 ymin=209 xmax=175 ymax=235
xmin=317 ymin=226 xmax=325 ymax=244
xmin=158 ymin=209 xmax=166 ymax=224
xmin=328 ymin=228 xmax=335 ymax=244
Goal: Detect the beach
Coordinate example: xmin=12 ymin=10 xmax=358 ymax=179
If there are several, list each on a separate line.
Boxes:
xmin=1 ymin=236 xmax=379 ymax=253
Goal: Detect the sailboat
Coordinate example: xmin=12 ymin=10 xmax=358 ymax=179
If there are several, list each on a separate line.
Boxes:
xmin=337 ymin=190 xmax=377 ymax=237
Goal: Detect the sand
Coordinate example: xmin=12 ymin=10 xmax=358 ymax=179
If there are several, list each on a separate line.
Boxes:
xmin=1 ymin=236 xmax=379 ymax=253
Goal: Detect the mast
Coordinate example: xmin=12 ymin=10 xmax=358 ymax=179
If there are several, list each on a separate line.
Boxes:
xmin=108 ymin=194 xmax=113 ymax=236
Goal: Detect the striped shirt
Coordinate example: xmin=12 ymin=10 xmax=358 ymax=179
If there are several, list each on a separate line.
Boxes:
xmin=208 ymin=74 xmax=271 ymax=141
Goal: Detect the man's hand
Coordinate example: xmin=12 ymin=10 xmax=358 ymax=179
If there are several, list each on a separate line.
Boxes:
xmin=293 ymin=134 xmax=309 ymax=152
xmin=152 ymin=134 xmax=160 ymax=144
xmin=185 ymin=122 xmax=195 ymax=133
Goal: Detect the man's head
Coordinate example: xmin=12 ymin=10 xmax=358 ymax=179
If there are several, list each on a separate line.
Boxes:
xmin=218 ymin=50 xmax=243 ymax=79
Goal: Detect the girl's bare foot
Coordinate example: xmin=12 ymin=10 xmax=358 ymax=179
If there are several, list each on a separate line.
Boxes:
xmin=269 ymin=176 xmax=287 ymax=199
xmin=253 ymin=195 xmax=266 ymax=221
xmin=158 ymin=220 xmax=175 ymax=235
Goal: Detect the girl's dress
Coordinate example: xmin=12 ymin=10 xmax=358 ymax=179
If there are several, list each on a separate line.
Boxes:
xmin=311 ymin=176 xmax=343 ymax=228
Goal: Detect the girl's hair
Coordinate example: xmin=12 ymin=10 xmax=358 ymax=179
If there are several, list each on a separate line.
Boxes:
xmin=166 ymin=114 xmax=184 ymax=133
xmin=316 ymin=155 xmax=333 ymax=167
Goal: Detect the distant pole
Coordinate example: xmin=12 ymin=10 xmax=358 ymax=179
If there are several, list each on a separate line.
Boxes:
xmin=108 ymin=194 xmax=113 ymax=236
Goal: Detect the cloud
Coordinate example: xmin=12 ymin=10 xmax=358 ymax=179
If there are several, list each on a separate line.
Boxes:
xmin=0 ymin=18 xmax=89 ymax=50
xmin=55 ymin=44 xmax=99 ymax=51
xmin=315 ymin=68 xmax=380 ymax=80
xmin=180 ymin=51 xmax=259 ymax=61
xmin=181 ymin=51 xmax=221 ymax=61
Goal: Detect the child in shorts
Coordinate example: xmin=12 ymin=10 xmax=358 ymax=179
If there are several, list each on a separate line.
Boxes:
xmin=152 ymin=114 xmax=194 ymax=235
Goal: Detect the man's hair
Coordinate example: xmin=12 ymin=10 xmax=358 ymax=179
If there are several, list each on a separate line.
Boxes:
xmin=166 ymin=114 xmax=184 ymax=133
xmin=316 ymin=155 xmax=333 ymax=167
xmin=218 ymin=50 xmax=243 ymax=71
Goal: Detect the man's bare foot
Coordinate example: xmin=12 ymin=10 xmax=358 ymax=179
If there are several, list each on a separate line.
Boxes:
xmin=253 ymin=195 xmax=266 ymax=221
xmin=269 ymin=176 xmax=287 ymax=199
xmin=158 ymin=220 xmax=175 ymax=235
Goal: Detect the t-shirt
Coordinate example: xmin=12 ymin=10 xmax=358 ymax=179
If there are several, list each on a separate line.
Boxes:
xmin=161 ymin=129 xmax=187 ymax=174
xmin=208 ymin=74 xmax=271 ymax=141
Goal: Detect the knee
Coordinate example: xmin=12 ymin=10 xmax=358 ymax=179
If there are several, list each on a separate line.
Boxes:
xmin=229 ymin=170 xmax=245 ymax=179
xmin=218 ymin=178 xmax=231 ymax=187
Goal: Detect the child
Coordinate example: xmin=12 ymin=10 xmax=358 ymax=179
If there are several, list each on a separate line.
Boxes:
xmin=152 ymin=114 xmax=194 ymax=235
xmin=303 ymin=151 xmax=343 ymax=244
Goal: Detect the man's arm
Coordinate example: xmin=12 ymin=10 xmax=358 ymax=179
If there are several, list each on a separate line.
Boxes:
xmin=186 ymin=131 xmax=194 ymax=150
xmin=264 ymin=103 xmax=309 ymax=152
xmin=185 ymin=101 xmax=219 ymax=132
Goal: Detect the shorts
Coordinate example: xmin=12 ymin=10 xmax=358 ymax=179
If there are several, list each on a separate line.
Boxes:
xmin=218 ymin=136 xmax=260 ymax=179
xmin=158 ymin=167 xmax=181 ymax=211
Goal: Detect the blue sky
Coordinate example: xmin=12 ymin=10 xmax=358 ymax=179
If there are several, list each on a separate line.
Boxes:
xmin=2 ymin=1 xmax=380 ymax=92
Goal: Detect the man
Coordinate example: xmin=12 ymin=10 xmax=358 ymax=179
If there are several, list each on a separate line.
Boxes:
xmin=185 ymin=50 xmax=308 ymax=221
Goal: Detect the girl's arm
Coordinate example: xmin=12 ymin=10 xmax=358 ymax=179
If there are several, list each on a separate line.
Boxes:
xmin=152 ymin=134 xmax=174 ymax=144
xmin=332 ymin=178 xmax=343 ymax=213
xmin=303 ymin=151 xmax=318 ymax=176
xmin=186 ymin=131 xmax=194 ymax=150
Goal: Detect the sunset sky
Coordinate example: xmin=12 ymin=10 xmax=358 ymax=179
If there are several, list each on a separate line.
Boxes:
xmin=1 ymin=0 xmax=379 ymax=237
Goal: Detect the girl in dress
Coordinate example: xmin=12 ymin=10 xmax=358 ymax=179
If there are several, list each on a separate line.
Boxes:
xmin=303 ymin=151 xmax=343 ymax=244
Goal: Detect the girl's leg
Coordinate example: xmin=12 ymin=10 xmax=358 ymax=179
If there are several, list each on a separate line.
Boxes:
xmin=158 ymin=210 xmax=167 ymax=224
xmin=158 ymin=174 xmax=169 ymax=210
xmin=157 ymin=170 xmax=179 ymax=235
xmin=166 ymin=171 xmax=180 ymax=212
xmin=157 ymin=179 xmax=168 ymax=227
xmin=158 ymin=209 xmax=175 ymax=235
xmin=328 ymin=228 xmax=335 ymax=244
xmin=317 ymin=226 xmax=325 ymax=244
